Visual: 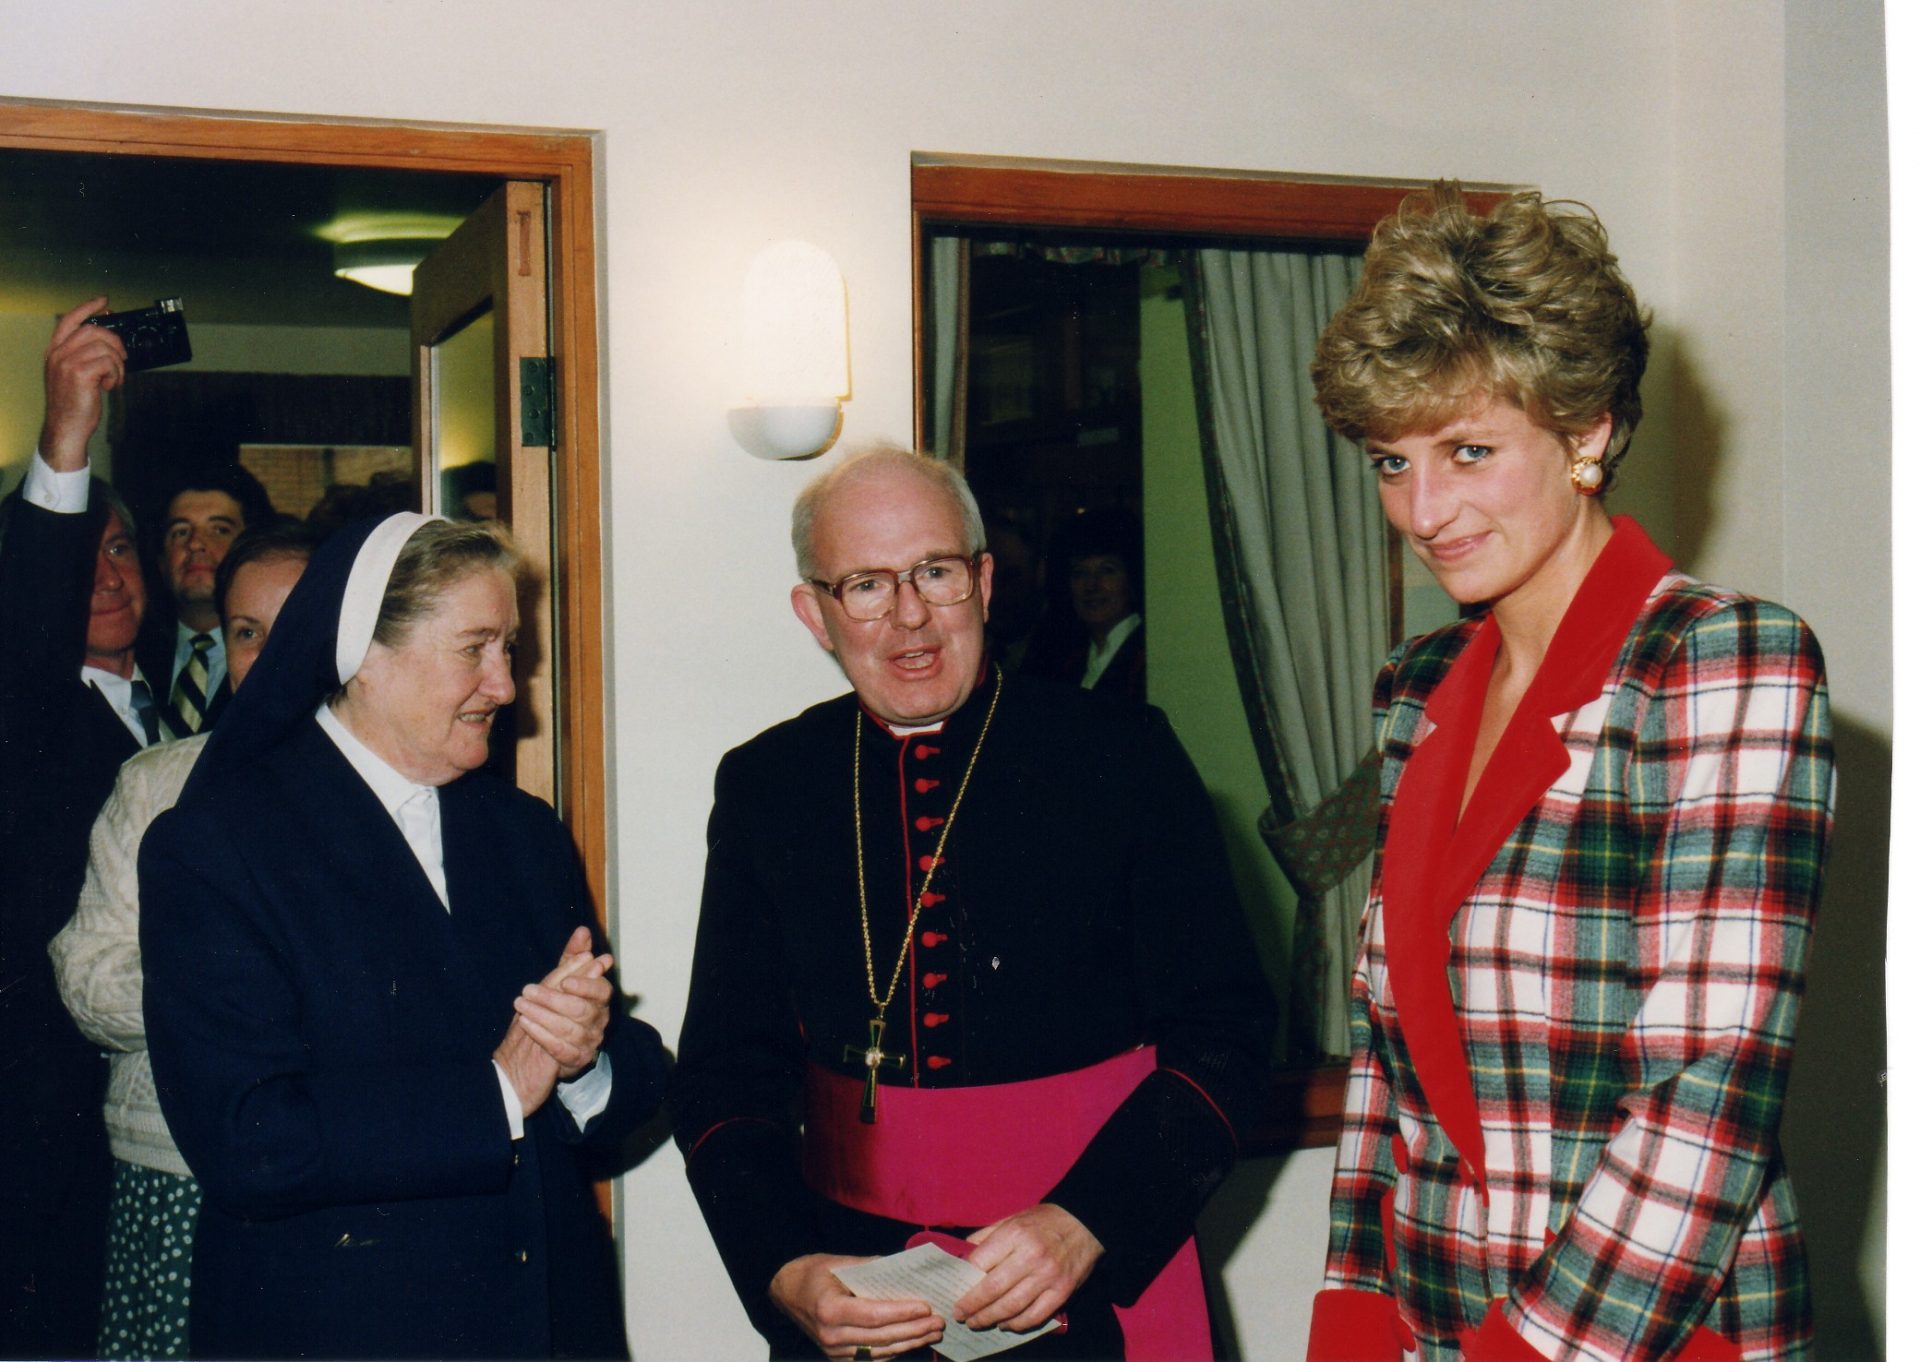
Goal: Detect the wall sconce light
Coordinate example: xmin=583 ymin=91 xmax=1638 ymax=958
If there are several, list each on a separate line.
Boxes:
xmin=728 ymin=240 xmax=849 ymax=460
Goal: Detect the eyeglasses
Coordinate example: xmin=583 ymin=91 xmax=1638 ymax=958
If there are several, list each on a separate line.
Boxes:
xmin=810 ymin=554 xmax=981 ymax=621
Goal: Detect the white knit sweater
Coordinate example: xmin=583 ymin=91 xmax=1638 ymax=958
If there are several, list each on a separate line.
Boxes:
xmin=50 ymin=733 xmax=209 ymax=1178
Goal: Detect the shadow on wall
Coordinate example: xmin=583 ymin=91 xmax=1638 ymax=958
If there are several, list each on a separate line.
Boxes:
xmin=1198 ymin=1154 xmax=1286 ymax=1361
xmin=1662 ymin=337 xmax=1727 ymax=573
xmin=1782 ymin=711 xmax=1888 ymax=1361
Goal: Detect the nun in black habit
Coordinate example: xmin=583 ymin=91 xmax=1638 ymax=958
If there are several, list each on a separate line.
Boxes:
xmin=140 ymin=512 xmax=668 ymax=1360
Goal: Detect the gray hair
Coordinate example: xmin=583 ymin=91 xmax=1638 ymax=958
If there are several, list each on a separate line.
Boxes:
xmin=790 ymin=443 xmax=986 ymax=579
xmin=373 ymin=518 xmax=526 ymax=649
xmin=94 ymin=477 xmax=136 ymax=537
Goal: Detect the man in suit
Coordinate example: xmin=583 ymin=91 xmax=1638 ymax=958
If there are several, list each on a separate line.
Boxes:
xmin=0 ymin=296 xmax=151 ymax=1358
xmin=137 ymin=460 xmax=276 ymax=738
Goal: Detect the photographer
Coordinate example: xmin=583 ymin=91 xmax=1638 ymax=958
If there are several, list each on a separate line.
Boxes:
xmin=0 ymin=296 xmax=150 ymax=1358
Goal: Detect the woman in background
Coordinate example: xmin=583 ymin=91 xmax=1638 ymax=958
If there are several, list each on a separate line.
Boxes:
xmin=53 ymin=521 xmax=317 ymax=1360
xmin=1305 ymin=185 xmax=1833 ymax=1361
xmin=1025 ymin=506 xmax=1147 ymax=704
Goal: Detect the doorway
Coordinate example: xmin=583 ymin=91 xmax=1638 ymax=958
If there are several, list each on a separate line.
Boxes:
xmin=0 ymin=103 xmax=613 ymax=907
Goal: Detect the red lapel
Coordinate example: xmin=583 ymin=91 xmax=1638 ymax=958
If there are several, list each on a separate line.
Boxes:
xmin=1380 ymin=518 xmax=1672 ymax=1190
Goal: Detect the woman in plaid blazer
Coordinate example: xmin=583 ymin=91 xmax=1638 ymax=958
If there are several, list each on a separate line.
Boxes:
xmin=1302 ymin=185 xmax=1835 ymax=1362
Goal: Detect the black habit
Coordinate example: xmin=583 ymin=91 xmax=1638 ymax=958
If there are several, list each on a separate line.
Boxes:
xmin=142 ymin=720 xmax=667 ymax=1360
xmin=139 ymin=514 xmax=670 ymax=1360
xmin=672 ymin=673 xmax=1276 ymax=1357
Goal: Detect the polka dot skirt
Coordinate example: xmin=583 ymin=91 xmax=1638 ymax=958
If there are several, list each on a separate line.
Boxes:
xmin=97 ymin=1161 xmax=202 ymax=1360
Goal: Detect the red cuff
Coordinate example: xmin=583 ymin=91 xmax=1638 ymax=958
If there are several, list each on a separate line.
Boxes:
xmin=1465 ymin=1305 xmax=1740 ymax=1362
xmin=1307 ymin=1288 xmax=1414 ymax=1362
xmin=1462 ymin=1306 xmax=1552 ymax=1362
xmin=1677 ymin=1325 xmax=1740 ymax=1362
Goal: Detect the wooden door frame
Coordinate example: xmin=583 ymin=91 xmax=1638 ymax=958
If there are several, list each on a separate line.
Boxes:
xmin=911 ymin=156 xmax=1506 ymax=448
xmin=910 ymin=156 xmax=1507 ymax=1151
xmin=0 ymin=100 xmax=613 ymax=919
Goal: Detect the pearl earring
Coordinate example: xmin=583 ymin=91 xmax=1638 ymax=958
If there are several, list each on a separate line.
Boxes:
xmin=1570 ymin=454 xmax=1606 ymax=496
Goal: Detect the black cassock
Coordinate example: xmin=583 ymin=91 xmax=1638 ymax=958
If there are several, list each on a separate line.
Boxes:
xmin=673 ymin=674 xmax=1276 ymax=1358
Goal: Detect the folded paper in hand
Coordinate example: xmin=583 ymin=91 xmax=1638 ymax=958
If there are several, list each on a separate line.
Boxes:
xmin=831 ymin=1243 xmax=1063 ymax=1361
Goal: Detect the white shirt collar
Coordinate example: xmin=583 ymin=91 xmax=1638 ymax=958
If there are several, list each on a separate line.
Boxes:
xmin=314 ymin=701 xmax=433 ymax=820
xmin=83 ymin=665 xmax=154 ymax=748
xmin=1082 ymin=612 xmax=1143 ymax=689
xmin=174 ymin=618 xmax=225 ymax=658
xmin=315 ymin=702 xmax=449 ymax=908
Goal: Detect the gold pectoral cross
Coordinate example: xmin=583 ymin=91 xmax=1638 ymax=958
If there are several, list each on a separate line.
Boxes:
xmin=842 ymin=1016 xmax=905 ymax=1123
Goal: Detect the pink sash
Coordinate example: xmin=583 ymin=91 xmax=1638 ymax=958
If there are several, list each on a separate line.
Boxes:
xmin=802 ymin=1046 xmax=1211 ymax=1360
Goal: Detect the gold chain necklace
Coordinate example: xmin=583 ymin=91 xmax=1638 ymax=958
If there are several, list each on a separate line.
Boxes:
xmin=844 ymin=665 xmax=1002 ymax=1121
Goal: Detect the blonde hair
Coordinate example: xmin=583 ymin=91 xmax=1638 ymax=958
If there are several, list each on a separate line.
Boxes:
xmin=1311 ymin=182 xmax=1650 ymax=490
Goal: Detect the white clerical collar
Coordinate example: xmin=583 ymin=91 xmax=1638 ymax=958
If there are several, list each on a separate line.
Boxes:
xmin=884 ymin=718 xmax=946 ymax=737
xmin=314 ymin=701 xmax=434 ymax=819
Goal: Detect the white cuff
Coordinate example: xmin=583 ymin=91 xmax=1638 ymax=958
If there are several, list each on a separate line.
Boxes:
xmin=557 ymin=1052 xmax=613 ymax=1131
xmin=23 ymin=450 xmax=90 ymax=513
xmin=492 ymin=1060 xmax=526 ymax=1141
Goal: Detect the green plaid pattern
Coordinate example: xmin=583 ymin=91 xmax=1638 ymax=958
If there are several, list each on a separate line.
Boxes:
xmin=1323 ymin=574 xmax=1832 ymax=1361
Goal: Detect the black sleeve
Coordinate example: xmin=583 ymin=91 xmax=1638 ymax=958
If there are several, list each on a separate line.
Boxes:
xmin=141 ymin=802 xmax=520 ymax=1220
xmin=0 ymin=497 xmax=107 ymax=1127
xmin=1045 ymin=708 xmax=1278 ymax=1303
xmin=669 ymin=748 xmax=818 ymax=1337
xmin=0 ymin=496 xmax=95 ymax=707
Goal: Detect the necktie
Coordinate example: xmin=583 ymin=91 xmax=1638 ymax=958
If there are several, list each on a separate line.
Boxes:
xmin=167 ymin=632 xmax=216 ymax=737
xmin=128 ymin=678 xmax=161 ymax=746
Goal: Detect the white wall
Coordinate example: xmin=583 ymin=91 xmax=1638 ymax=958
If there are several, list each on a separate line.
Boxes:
xmin=0 ymin=312 xmax=106 ymax=491
xmin=0 ymin=2 xmax=1885 ymax=1356
xmin=1665 ymin=8 xmax=1891 ymax=1358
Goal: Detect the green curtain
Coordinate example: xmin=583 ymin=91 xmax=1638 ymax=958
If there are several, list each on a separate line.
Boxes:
xmin=924 ymin=235 xmax=967 ymax=461
xmin=1182 ymin=246 xmax=1386 ymax=1061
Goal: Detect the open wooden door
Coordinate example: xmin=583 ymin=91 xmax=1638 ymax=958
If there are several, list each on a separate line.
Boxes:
xmin=410 ymin=182 xmax=560 ymax=809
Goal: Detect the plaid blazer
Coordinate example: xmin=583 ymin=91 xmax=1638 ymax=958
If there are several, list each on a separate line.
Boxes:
xmin=1321 ymin=522 xmax=1834 ymax=1362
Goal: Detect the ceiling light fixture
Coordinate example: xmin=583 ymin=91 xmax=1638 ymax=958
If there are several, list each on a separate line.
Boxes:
xmin=332 ymin=239 xmax=436 ymax=296
xmin=320 ymin=213 xmax=465 ymax=297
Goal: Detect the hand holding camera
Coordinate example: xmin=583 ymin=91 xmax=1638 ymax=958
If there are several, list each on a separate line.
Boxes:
xmin=86 ymin=296 xmax=192 ymax=373
xmin=40 ymin=298 xmax=124 ymax=470
xmin=39 ymin=296 xmax=193 ymax=471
